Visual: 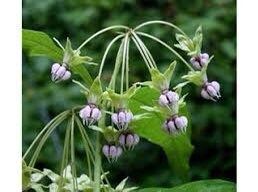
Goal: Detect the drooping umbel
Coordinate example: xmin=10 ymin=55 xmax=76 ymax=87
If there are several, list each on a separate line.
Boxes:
xmin=163 ymin=115 xmax=188 ymax=134
xmin=51 ymin=63 xmax=71 ymax=82
xmin=79 ymin=104 xmax=101 ymax=126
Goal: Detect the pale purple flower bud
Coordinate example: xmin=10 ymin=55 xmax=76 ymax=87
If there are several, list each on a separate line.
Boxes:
xmin=51 ymin=63 xmax=71 ymax=82
xmin=174 ymin=116 xmax=188 ymax=131
xmin=109 ymin=146 xmax=117 ymax=158
xmin=102 ymin=144 xmax=123 ymax=161
xmin=163 ymin=115 xmax=188 ymax=134
xmin=61 ymin=71 xmax=71 ymax=80
xmin=112 ymin=109 xmax=133 ymax=129
xmin=116 ymin=146 xmax=123 ymax=157
xmin=190 ymin=53 xmax=209 ymax=70
xmin=102 ymin=145 xmax=109 ymax=157
xmin=126 ymin=134 xmax=135 ymax=147
xmin=159 ymin=90 xmax=179 ymax=106
xmin=201 ymin=81 xmax=221 ymax=101
xmin=51 ymin=63 xmax=60 ymax=74
xmin=119 ymin=133 xmax=140 ymax=149
xmin=79 ymin=104 xmax=101 ymax=126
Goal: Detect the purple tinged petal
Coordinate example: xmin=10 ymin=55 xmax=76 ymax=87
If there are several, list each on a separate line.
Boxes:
xmin=211 ymin=81 xmax=220 ymax=93
xmin=119 ymin=134 xmax=126 ymax=145
xmin=62 ymin=71 xmax=71 ymax=80
xmin=109 ymin=146 xmax=117 ymax=158
xmin=84 ymin=105 xmax=92 ymax=118
xmin=166 ymin=91 xmax=179 ymax=104
xmin=201 ymin=89 xmax=211 ymax=100
xmin=116 ymin=146 xmax=123 ymax=157
xmin=201 ymin=53 xmax=209 ymax=60
xmin=51 ymin=63 xmax=60 ymax=74
xmin=91 ymin=108 xmax=100 ymax=120
xmin=167 ymin=120 xmax=176 ymax=133
xmin=56 ymin=66 xmax=66 ymax=77
xmin=125 ymin=111 xmax=133 ymax=123
xmin=175 ymin=117 xmax=186 ymax=130
xmin=207 ymin=85 xmax=218 ymax=97
xmin=111 ymin=113 xmax=118 ymax=124
xmin=126 ymin=134 xmax=134 ymax=147
xmin=102 ymin=145 xmax=109 ymax=157
xmin=159 ymin=94 xmax=168 ymax=106
xmin=118 ymin=112 xmax=126 ymax=124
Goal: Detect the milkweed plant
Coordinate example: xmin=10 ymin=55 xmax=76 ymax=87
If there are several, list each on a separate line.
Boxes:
xmin=22 ymin=20 xmax=233 ymax=192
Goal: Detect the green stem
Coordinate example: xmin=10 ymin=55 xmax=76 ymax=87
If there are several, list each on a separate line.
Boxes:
xmin=133 ymin=20 xmax=187 ymax=36
xmin=131 ymin=36 xmax=151 ymax=71
xmin=58 ymin=119 xmax=71 ymax=191
xmin=131 ymin=31 xmax=157 ymax=68
xmin=136 ymin=32 xmax=194 ymax=71
xmin=23 ymin=110 xmax=70 ymax=160
xmin=70 ymin=113 xmax=78 ymax=191
xmin=125 ymin=36 xmax=130 ymax=90
xmin=98 ymin=34 xmax=125 ymax=77
xmin=28 ymin=112 xmax=69 ymax=167
xmin=120 ymin=34 xmax=129 ymax=94
xmin=93 ymin=132 xmax=101 ymax=192
xmin=76 ymin=25 xmax=129 ymax=51
xmin=109 ymin=39 xmax=125 ymax=90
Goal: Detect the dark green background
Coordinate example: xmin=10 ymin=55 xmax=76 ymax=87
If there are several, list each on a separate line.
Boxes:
xmin=22 ymin=0 xmax=236 ymax=188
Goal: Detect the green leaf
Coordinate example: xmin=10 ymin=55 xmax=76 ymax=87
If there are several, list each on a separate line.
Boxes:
xmin=137 ymin=179 xmax=236 ymax=192
xmin=22 ymin=29 xmax=63 ymax=62
xmin=70 ymin=64 xmax=93 ymax=88
xmin=129 ymin=87 xmax=193 ymax=181
xmin=164 ymin=61 xmax=177 ymax=83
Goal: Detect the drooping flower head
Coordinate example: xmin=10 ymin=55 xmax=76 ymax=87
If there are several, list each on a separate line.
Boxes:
xmin=102 ymin=144 xmax=123 ymax=162
xmin=79 ymin=104 xmax=101 ymax=126
xmin=190 ymin=53 xmax=209 ymax=70
xmin=111 ymin=109 xmax=133 ymax=130
xmin=159 ymin=90 xmax=179 ymax=107
xmin=201 ymin=81 xmax=221 ymax=101
xmin=51 ymin=63 xmax=71 ymax=82
xmin=163 ymin=115 xmax=188 ymax=134
xmin=119 ymin=132 xmax=140 ymax=149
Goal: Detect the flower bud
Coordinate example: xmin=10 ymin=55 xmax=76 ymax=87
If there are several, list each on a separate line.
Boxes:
xmin=163 ymin=115 xmax=188 ymax=134
xmin=159 ymin=90 xmax=179 ymax=106
xmin=51 ymin=63 xmax=71 ymax=82
xmin=190 ymin=53 xmax=209 ymax=70
xmin=102 ymin=144 xmax=123 ymax=162
xmin=201 ymin=81 xmax=221 ymax=101
xmin=119 ymin=133 xmax=140 ymax=149
xmin=111 ymin=109 xmax=133 ymax=129
xmin=79 ymin=104 xmax=101 ymax=126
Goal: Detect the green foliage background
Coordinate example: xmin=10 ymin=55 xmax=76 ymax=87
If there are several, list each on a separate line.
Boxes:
xmin=22 ymin=0 xmax=236 ymax=188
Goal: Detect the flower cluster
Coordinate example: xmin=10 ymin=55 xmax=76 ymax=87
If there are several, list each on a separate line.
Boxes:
xmin=101 ymin=108 xmax=140 ymax=162
xmin=51 ymin=63 xmax=71 ymax=82
xmin=79 ymin=104 xmax=101 ymax=126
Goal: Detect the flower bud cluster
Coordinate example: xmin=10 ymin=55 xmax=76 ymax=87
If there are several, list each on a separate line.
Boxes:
xmin=190 ymin=53 xmax=209 ymax=70
xmin=111 ymin=109 xmax=133 ymax=130
xmin=51 ymin=63 xmax=71 ymax=82
xmin=79 ymin=104 xmax=101 ymax=126
xmin=201 ymin=81 xmax=221 ymax=101
xmin=159 ymin=90 xmax=179 ymax=107
xmin=119 ymin=133 xmax=140 ymax=149
xmin=102 ymin=144 xmax=122 ymax=162
xmin=163 ymin=115 xmax=188 ymax=134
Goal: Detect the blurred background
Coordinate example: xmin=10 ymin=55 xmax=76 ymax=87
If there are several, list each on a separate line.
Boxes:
xmin=22 ymin=0 xmax=236 ymax=188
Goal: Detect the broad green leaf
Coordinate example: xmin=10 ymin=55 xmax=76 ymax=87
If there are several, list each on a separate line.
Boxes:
xmin=22 ymin=29 xmax=63 ymax=61
xmin=137 ymin=179 xmax=236 ymax=192
xmin=129 ymin=87 xmax=193 ymax=181
xmin=70 ymin=64 xmax=93 ymax=88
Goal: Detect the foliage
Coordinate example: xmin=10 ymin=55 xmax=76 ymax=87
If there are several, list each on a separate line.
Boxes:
xmin=22 ymin=0 xmax=236 ymax=189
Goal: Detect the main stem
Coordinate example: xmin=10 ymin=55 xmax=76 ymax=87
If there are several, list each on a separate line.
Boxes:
xmin=93 ymin=131 xmax=101 ymax=192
